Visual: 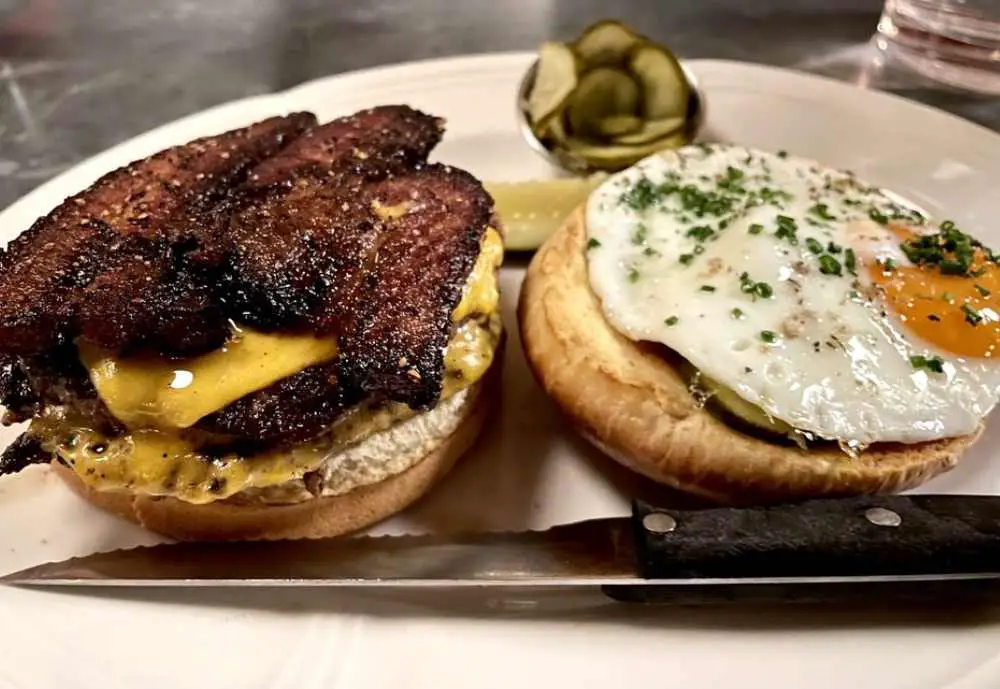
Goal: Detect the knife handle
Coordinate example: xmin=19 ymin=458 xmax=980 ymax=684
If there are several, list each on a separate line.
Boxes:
xmin=599 ymin=577 xmax=1000 ymax=606
xmin=629 ymin=494 xmax=1000 ymax=580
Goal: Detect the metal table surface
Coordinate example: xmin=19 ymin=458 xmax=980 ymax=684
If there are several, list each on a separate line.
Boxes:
xmin=0 ymin=0 xmax=997 ymax=209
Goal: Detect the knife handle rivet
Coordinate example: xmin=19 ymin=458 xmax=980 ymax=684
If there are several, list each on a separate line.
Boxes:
xmin=642 ymin=512 xmax=677 ymax=534
xmin=865 ymin=507 xmax=902 ymax=527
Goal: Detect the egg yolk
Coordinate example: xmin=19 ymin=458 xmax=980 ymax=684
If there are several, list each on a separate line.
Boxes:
xmin=870 ymin=225 xmax=1000 ymax=359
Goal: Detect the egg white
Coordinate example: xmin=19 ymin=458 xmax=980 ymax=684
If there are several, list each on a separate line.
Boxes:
xmin=584 ymin=143 xmax=1000 ymax=447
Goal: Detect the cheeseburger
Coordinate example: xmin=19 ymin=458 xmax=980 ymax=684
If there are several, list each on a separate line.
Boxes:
xmin=0 ymin=105 xmax=504 ymax=540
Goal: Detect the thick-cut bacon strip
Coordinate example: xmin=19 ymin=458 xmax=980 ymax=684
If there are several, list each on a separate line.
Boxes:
xmin=338 ymin=164 xmax=492 ymax=408
xmin=245 ymin=105 xmax=443 ymax=189
xmin=0 ymin=113 xmax=315 ymax=357
xmin=200 ymin=166 xmax=492 ymax=443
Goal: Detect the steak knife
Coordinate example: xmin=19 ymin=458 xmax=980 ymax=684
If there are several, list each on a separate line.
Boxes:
xmin=5 ymin=494 xmax=1000 ymax=605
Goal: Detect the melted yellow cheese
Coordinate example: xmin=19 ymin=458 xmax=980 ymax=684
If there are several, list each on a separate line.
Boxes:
xmin=51 ymin=311 xmax=502 ymax=502
xmin=53 ymin=427 xmax=328 ymax=504
xmin=78 ymin=327 xmax=339 ymax=430
xmin=453 ymin=227 xmax=503 ymax=322
xmin=443 ymin=316 xmax=500 ymax=396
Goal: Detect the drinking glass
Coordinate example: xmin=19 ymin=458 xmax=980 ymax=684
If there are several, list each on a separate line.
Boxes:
xmin=877 ymin=0 xmax=1000 ymax=93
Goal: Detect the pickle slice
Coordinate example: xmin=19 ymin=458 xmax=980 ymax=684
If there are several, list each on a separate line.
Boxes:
xmin=572 ymin=19 xmax=645 ymax=68
xmin=613 ymin=116 xmax=685 ymax=145
xmin=628 ymin=43 xmax=690 ymax=120
xmin=676 ymin=361 xmax=795 ymax=440
xmin=703 ymin=380 xmax=795 ymax=437
xmin=565 ymin=67 xmax=641 ymax=139
xmin=596 ymin=114 xmax=643 ymax=137
xmin=561 ymin=130 xmax=688 ymax=170
xmin=538 ymin=111 xmax=569 ymax=143
xmin=526 ymin=41 xmax=578 ymax=126
xmin=485 ymin=176 xmax=605 ymax=251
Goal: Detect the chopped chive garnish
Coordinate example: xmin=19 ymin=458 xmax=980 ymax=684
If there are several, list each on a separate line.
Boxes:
xmin=739 ymin=272 xmax=773 ymax=300
xmin=748 ymin=223 xmax=764 ymax=235
xmin=844 ymin=248 xmax=857 ymax=275
xmin=809 ymin=203 xmax=835 ymax=221
xmin=677 ymin=184 xmax=737 ymax=217
xmin=664 ymin=316 xmax=679 ymax=326
xmin=686 ymin=225 xmax=715 ymax=241
xmin=818 ymin=254 xmax=843 ymax=276
xmin=731 ymin=307 xmax=745 ymax=319
xmin=940 ymin=259 xmax=969 ymax=275
xmin=631 ymin=223 xmax=649 ymax=245
xmin=976 ymin=284 xmax=991 ymax=297
xmin=899 ymin=221 xmax=996 ymax=278
xmin=775 ymin=215 xmax=798 ymax=244
xmin=627 ymin=267 xmax=640 ymax=283
xmin=909 ymin=354 xmax=944 ymax=373
xmin=758 ymin=187 xmax=793 ymax=205
xmin=699 ymin=285 xmax=717 ymax=292
xmin=805 ymin=237 xmax=824 ymax=254
xmin=587 ymin=238 xmax=601 ymax=250
xmin=869 ymin=208 xmax=890 ymax=224
xmin=827 ymin=241 xmax=842 ymax=254
xmin=760 ymin=330 xmax=778 ymax=344
xmin=679 ymin=253 xmax=694 ymax=265
xmin=717 ymin=166 xmax=745 ymax=192
xmin=962 ymin=303 xmax=983 ymax=325
xmin=620 ymin=177 xmax=659 ymax=211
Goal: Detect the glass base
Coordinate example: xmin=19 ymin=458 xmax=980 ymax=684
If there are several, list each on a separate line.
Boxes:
xmin=877 ymin=2 xmax=1000 ymax=94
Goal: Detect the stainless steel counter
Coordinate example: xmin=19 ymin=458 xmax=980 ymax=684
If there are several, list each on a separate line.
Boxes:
xmin=1 ymin=0 xmax=997 ymax=208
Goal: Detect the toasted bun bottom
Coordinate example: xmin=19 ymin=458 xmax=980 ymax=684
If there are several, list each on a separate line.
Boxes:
xmin=518 ymin=207 xmax=980 ymax=504
xmin=54 ymin=353 xmax=502 ymax=541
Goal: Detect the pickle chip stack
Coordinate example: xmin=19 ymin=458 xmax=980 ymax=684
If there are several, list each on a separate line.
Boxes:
xmin=522 ymin=20 xmax=696 ymax=172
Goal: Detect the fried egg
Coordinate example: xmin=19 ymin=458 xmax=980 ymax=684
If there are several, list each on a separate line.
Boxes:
xmin=584 ymin=143 xmax=1000 ymax=448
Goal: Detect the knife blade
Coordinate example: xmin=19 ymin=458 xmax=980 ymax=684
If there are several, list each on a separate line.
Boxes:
xmin=5 ymin=494 xmax=1000 ymax=605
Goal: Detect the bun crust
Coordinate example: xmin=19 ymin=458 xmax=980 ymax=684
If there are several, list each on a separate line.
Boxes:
xmin=518 ymin=207 xmax=979 ymax=504
xmin=54 ymin=351 xmax=501 ymax=540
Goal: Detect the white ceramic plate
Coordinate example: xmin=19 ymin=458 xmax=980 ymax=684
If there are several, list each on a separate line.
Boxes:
xmin=3 ymin=52 xmax=1000 ymax=689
